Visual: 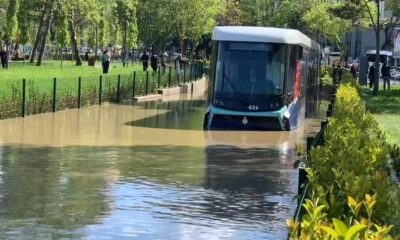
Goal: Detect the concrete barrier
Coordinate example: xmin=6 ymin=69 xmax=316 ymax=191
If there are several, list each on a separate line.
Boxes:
xmin=135 ymin=76 xmax=207 ymax=102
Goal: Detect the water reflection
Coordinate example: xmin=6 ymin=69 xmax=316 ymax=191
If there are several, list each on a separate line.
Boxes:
xmin=127 ymin=100 xmax=206 ymax=130
xmin=0 ymin=144 xmax=295 ymax=239
xmin=0 ymin=96 xmax=324 ymax=239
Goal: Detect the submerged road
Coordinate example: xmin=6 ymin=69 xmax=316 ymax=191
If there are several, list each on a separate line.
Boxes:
xmin=0 ymin=94 xmax=322 ymax=239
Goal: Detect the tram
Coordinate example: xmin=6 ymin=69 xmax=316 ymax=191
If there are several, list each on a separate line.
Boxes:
xmin=204 ymin=26 xmax=321 ymax=130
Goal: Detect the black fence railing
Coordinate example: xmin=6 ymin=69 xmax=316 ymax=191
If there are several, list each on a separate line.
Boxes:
xmin=0 ymin=62 xmax=205 ymax=120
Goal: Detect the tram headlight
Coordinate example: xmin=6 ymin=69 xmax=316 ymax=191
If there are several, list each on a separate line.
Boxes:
xmin=214 ymin=99 xmax=225 ymax=107
xmin=269 ymin=101 xmax=281 ymax=109
xmin=283 ymin=116 xmax=290 ymax=131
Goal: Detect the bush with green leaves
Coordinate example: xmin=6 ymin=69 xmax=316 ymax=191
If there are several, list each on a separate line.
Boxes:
xmin=289 ymin=84 xmax=400 ymax=238
xmin=288 ymin=194 xmax=395 ymax=240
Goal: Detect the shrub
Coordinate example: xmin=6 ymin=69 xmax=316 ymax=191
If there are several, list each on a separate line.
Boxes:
xmin=289 ymin=84 xmax=399 ymax=238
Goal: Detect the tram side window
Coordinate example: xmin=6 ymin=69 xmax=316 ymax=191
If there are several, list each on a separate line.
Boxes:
xmin=287 ymin=46 xmax=299 ymax=96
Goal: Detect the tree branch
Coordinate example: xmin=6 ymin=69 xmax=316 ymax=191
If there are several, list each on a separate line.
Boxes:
xmin=362 ymin=0 xmax=377 ymax=31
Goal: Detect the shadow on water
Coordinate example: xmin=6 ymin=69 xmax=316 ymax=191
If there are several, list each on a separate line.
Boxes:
xmin=0 ymin=143 xmax=297 ymax=239
xmin=125 ymin=100 xmax=206 ymax=130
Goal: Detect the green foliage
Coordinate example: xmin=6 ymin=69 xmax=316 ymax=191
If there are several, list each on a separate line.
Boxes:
xmin=238 ymin=0 xmax=275 ymax=26
xmin=6 ymin=0 xmax=19 ymax=40
xmin=272 ymin=0 xmax=312 ymax=31
xmin=98 ymin=19 xmax=107 ymax=48
xmin=361 ymin=86 xmax=400 ymax=146
xmin=309 ymin=84 xmax=392 ymax=220
xmin=55 ymin=10 xmax=70 ymax=48
xmin=138 ymin=0 xmax=222 ymax=51
xmin=321 ymin=67 xmax=333 ymax=86
xmin=290 ymin=84 xmax=400 ymax=238
xmin=288 ymin=194 xmax=395 ymax=239
xmin=389 ymin=145 xmax=400 ymax=179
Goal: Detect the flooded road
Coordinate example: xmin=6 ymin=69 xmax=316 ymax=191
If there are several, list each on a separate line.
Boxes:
xmin=0 ymin=95 xmax=322 ymax=239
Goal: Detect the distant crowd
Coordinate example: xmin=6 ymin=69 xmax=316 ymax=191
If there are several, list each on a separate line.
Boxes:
xmin=332 ymin=60 xmax=392 ymax=90
xmin=101 ymin=50 xmax=190 ymax=83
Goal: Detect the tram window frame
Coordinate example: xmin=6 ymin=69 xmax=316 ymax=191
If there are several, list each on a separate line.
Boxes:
xmin=287 ymin=45 xmax=299 ymax=97
xmin=209 ymin=41 xmax=219 ymax=101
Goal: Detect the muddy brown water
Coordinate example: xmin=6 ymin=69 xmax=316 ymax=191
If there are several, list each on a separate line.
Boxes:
xmin=0 ymin=95 xmax=323 ymax=239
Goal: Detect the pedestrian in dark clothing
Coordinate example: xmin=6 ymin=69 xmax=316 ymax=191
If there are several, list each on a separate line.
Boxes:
xmin=140 ymin=51 xmax=149 ymax=71
xmin=175 ymin=55 xmax=188 ymax=83
xmin=159 ymin=53 xmax=166 ymax=74
xmin=350 ymin=64 xmax=357 ymax=79
xmin=368 ymin=65 xmax=375 ymax=89
xmin=0 ymin=48 xmax=8 ymax=69
xmin=150 ymin=54 xmax=158 ymax=72
xmin=85 ymin=51 xmax=89 ymax=61
xmin=101 ymin=50 xmax=111 ymax=74
xmin=381 ymin=62 xmax=391 ymax=90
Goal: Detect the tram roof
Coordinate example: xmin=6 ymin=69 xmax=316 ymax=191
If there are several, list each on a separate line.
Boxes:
xmin=212 ymin=26 xmax=313 ymax=48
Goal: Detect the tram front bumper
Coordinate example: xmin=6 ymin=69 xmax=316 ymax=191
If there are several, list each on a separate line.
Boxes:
xmin=205 ymin=105 xmax=288 ymax=131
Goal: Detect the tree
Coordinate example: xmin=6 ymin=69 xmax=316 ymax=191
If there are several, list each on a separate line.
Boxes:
xmin=64 ymin=0 xmax=98 ymax=66
xmin=36 ymin=0 xmax=54 ymax=66
xmin=17 ymin=0 xmax=31 ymax=64
xmin=216 ymin=0 xmax=242 ymax=26
xmin=301 ymin=1 xmax=374 ymax=57
xmin=361 ymin=0 xmax=380 ymax=96
xmin=163 ymin=0 xmax=223 ymax=54
xmin=239 ymin=0 xmax=277 ymax=26
xmin=115 ymin=0 xmax=138 ymax=66
xmin=380 ymin=0 xmax=400 ymax=50
xmin=272 ymin=0 xmax=312 ymax=32
xmin=5 ymin=0 xmax=19 ymax=69
xmin=55 ymin=4 xmax=70 ymax=69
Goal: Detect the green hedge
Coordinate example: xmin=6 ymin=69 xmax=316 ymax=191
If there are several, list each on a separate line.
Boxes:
xmin=288 ymin=84 xmax=399 ymax=239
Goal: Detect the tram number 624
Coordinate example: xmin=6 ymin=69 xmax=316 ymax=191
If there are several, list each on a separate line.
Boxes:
xmin=248 ymin=105 xmax=259 ymax=111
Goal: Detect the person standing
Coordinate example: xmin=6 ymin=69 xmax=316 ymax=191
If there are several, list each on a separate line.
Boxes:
xmin=0 ymin=48 xmax=8 ymax=69
xmin=159 ymin=53 xmax=166 ymax=74
xmin=101 ymin=50 xmax=111 ymax=74
xmin=381 ymin=62 xmax=391 ymax=90
xmin=175 ymin=54 xmax=186 ymax=83
xmin=140 ymin=51 xmax=149 ymax=71
xmin=150 ymin=53 xmax=158 ymax=72
xmin=368 ymin=65 xmax=375 ymax=89
xmin=350 ymin=64 xmax=357 ymax=80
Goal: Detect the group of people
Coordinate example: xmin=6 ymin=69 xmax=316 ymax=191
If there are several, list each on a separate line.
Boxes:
xmin=100 ymin=48 xmax=190 ymax=84
xmin=368 ymin=62 xmax=391 ymax=90
xmin=140 ymin=51 xmax=188 ymax=82
xmin=139 ymin=51 xmax=167 ymax=72
xmin=332 ymin=60 xmax=391 ymax=91
xmin=0 ymin=48 xmax=8 ymax=69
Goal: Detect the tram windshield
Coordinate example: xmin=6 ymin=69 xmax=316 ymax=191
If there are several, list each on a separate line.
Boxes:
xmin=214 ymin=42 xmax=286 ymax=100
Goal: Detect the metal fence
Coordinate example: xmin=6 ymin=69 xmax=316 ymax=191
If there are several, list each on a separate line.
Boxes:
xmin=0 ymin=62 xmax=205 ymax=120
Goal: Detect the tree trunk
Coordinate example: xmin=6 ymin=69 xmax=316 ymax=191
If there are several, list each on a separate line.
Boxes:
xmin=61 ymin=47 xmax=63 ymax=69
xmin=13 ymin=40 xmax=19 ymax=59
xmin=95 ymin=25 xmax=98 ymax=61
xmin=37 ymin=9 xmax=53 ymax=66
xmin=179 ymin=36 xmax=184 ymax=55
xmin=373 ymin=5 xmax=380 ymax=96
xmin=123 ymin=21 xmax=127 ymax=67
xmin=69 ymin=19 xmax=82 ymax=66
xmin=5 ymin=40 xmax=9 ymax=69
xmin=30 ymin=9 xmax=46 ymax=63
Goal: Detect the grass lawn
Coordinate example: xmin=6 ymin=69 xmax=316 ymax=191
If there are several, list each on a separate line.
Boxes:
xmin=361 ymin=85 xmax=400 ymax=146
xmin=0 ymin=60 xmax=159 ymax=97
